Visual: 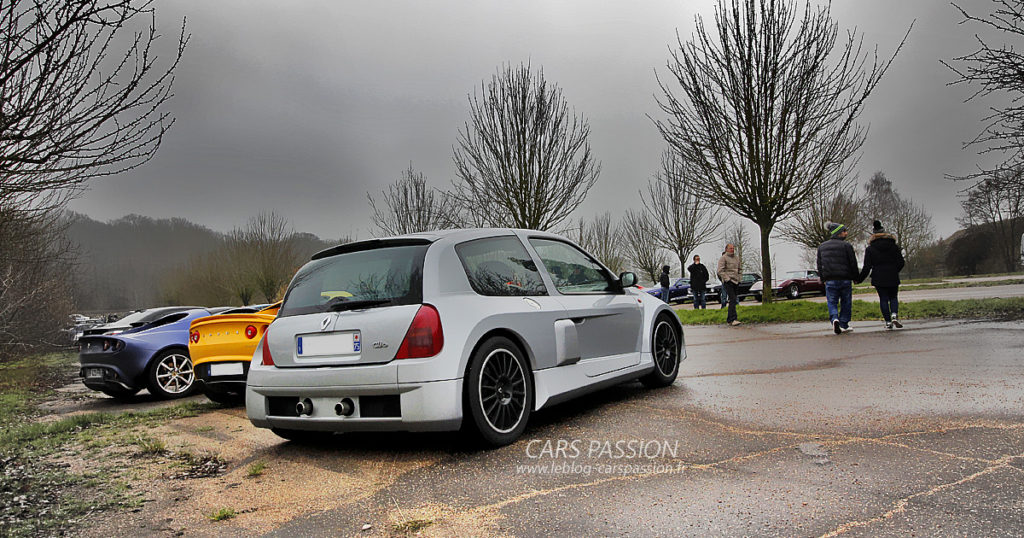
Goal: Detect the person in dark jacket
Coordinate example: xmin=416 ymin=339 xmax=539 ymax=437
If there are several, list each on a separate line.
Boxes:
xmin=659 ymin=265 xmax=671 ymax=303
xmin=816 ymin=222 xmax=860 ymax=334
xmin=687 ymin=255 xmax=710 ymax=309
xmin=859 ymin=220 xmax=906 ymax=330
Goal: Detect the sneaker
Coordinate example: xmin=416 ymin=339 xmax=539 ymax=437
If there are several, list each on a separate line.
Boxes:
xmin=891 ymin=314 xmax=903 ymax=329
xmin=841 ymin=326 xmax=853 ymax=333
xmin=885 ymin=321 xmax=893 ymax=330
xmin=729 ymin=320 xmax=742 ymax=326
xmin=832 ymin=319 xmax=841 ymax=335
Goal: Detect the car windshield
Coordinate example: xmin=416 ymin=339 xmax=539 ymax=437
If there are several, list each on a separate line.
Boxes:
xmin=110 ymin=310 xmax=147 ymax=325
xmin=278 ymin=244 xmax=428 ymax=317
xmin=784 ymin=271 xmax=805 ymax=279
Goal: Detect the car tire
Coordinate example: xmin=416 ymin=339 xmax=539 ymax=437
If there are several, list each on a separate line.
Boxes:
xmin=271 ymin=428 xmax=333 ymax=443
xmin=203 ymin=387 xmax=244 ymax=406
xmin=787 ymin=284 xmax=800 ymax=299
xmin=100 ymin=387 xmax=140 ymax=401
xmin=754 ymin=293 xmax=762 ymax=302
xmin=465 ymin=336 xmax=533 ymax=447
xmin=640 ymin=314 xmax=681 ymax=388
xmin=146 ymin=348 xmax=197 ymax=400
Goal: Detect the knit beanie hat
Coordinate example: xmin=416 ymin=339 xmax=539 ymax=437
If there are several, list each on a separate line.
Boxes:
xmin=827 ymin=222 xmax=845 ymax=237
xmin=872 ymin=220 xmax=885 ymax=233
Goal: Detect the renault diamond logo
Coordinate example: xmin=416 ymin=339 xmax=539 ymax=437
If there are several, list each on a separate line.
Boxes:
xmin=321 ymin=316 xmax=332 ymax=331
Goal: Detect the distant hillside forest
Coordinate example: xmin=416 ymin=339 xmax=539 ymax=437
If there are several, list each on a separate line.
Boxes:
xmin=67 ymin=213 xmax=339 ymax=312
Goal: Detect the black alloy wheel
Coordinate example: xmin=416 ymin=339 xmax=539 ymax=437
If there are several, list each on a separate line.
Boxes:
xmin=465 ymin=336 xmax=532 ymax=447
xmin=640 ymin=314 xmax=681 ymax=388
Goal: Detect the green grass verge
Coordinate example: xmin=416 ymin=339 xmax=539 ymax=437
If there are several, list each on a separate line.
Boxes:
xmin=852 ymin=277 xmax=1024 ymax=294
xmin=676 ymin=297 xmax=1024 ymax=325
xmin=0 ymin=350 xmax=218 ymax=537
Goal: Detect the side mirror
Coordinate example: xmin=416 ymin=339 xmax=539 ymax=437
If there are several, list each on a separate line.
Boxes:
xmin=619 ymin=272 xmax=637 ymax=288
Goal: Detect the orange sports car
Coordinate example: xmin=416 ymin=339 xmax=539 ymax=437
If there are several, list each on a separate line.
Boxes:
xmin=189 ymin=302 xmax=280 ymax=405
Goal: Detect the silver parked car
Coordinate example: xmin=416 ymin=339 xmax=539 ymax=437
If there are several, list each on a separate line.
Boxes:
xmin=246 ymin=229 xmax=685 ymax=446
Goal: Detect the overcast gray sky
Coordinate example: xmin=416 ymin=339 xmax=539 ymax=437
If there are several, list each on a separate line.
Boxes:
xmin=69 ymin=0 xmax=1005 ymax=272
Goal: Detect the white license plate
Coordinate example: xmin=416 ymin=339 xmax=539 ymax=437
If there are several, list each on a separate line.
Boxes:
xmin=296 ymin=331 xmax=361 ymax=357
xmin=85 ymin=368 xmax=103 ymax=379
xmin=209 ymin=362 xmax=244 ymax=376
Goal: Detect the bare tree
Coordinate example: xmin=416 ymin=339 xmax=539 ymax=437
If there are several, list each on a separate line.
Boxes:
xmin=239 ymin=212 xmax=300 ymax=303
xmin=654 ymin=0 xmax=907 ymax=302
xmin=862 ymin=172 xmax=935 ymax=267
xmin=944 ymin=1 xmax=1024 ymax=178
xmin=0 ymin=209 xmax=75 ymax=361
xmin=622 ymin=209 xmax=667 ymax=283
xmin=571 ymin=212 xmax=626 ymax=274
xmin=1 ymin=0 xmax=187 ymax=220
xmin=641 ymin=149 xmax=724 ymax=278
xmin=452 ymin=63 xmax=601 ymax=231
xmin=367 ymin=163 xmax=462 ymax=236
xmin=958 ymin=168 xmax=1024 ymax=271
xmin=778 ymin=183 xmax=864 ymax=252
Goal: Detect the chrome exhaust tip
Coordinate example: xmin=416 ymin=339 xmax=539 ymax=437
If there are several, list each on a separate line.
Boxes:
xmin=335 ymin=398 xmax=354 ymax=416
xmin=296 ymin=398 xmax=313 ymax=416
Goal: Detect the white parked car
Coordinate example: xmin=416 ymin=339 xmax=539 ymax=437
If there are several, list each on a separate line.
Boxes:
xmin=246 ymin=229 xmax=685 ymax=446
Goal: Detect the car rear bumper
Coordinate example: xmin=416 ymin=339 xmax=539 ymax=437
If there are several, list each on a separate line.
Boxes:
xmin=245 ymin=377 xmax=463 ymax=432
xmin=196 ymin=360 xmax=250 ymax=393
xmin=79 ymin=351 xmax=149 ymax=390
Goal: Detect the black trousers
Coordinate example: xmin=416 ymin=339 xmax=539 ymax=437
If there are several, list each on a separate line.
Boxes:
xmin=875 ymin=286 xmax=899 ymax=321
xmin=723 ymin=281 xmax=739 ymax=323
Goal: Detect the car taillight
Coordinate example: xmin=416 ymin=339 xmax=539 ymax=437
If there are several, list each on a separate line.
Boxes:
xmin=394 ymin=304 xmax=443 ymax=359
xmin=260 ymin=330 xmax=275 ymax=366
xmin=103 ymin=340 xmax=111 ymax=351
xmin=190 ymin=331 xmax=200 ymax=344
xmin=245 ymin=325 xmax=258 ymax=339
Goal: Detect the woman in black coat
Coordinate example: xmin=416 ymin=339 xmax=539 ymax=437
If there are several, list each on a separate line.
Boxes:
xmin=858 ymin=220 xmax=906 ymax=329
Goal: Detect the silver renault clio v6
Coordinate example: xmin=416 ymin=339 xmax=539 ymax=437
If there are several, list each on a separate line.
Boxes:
xmin=246 ymin=228 xmax=684 ymax=446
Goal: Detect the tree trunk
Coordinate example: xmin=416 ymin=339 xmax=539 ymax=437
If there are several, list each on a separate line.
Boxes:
xmin=759 ymin=222 xmax=774 ymax=304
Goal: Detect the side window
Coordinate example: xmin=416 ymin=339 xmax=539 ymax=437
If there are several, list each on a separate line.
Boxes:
xmin=741 ymin=274 xmax=755 ymax=284
xmin=808 ymin=271 xmax=819 ymax=279
xmin=528 ymin=238 xmax=616 ymax=294
xmin=455 ymin=237 xmax=547 ymax=297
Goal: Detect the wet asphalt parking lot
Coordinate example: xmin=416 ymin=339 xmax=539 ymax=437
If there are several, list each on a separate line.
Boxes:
xmin=67 ymin=317 xmax=1024 ymax=537
xmin=254 ymin=318 xmax=1024 ymax=537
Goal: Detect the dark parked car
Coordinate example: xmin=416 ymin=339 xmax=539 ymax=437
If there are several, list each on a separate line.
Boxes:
xmin=82 ymin=306 xmax=203 ymax=337
xmin=644 ymin=278 xmax=692 ymax=303
xmin=79 ymin=308 xmax=217 ymax=400
xmin=709 ymin=273 xmax=761 ymax=302
xmin=756 ymin=270 xmax=823 ymax=300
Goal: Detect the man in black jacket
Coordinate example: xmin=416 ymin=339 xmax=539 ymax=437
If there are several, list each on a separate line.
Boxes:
xmin=687 ymin=255 xmax=710 ymax=309
xmin=859 ymin=220 xmax=906 ymax=330
xmin=816 ymin=222 xmax=860 ymax=334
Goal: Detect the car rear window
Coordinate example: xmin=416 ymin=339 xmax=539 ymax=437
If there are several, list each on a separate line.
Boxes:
xmin=278 ymin=244 xmax=428 ymax=317
xmin=456 ymin=237 xmax=547 ymax=296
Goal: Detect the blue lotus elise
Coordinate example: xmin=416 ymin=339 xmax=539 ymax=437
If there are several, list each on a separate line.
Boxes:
xmin=78 ymin=308 xmax=221 ymax=400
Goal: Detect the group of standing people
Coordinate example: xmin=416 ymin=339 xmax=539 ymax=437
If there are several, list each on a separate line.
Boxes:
xmin=659 ymin=246 xmax=740 ymax=325
xmin=817 ymin=220 xmax=905 ymax=334
xmin=658 ymin=219 xmax=905 ymax=334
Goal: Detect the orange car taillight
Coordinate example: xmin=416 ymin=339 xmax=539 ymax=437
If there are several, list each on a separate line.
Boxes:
xmin=260 ymin=330 xmax=275 ymax=366
xmin=245 ymin=325 xmax=258 ymax=339
xmin=394 ymin=304 xmax=443 ymax=359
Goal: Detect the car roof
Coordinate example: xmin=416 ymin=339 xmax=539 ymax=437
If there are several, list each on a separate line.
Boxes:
xmin=311 ymin=228 xmax=572 ymax=260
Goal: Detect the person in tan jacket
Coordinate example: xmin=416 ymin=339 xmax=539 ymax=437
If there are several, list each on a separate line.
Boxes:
xmin=717 ymin=244 xmax=741 ymax=325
